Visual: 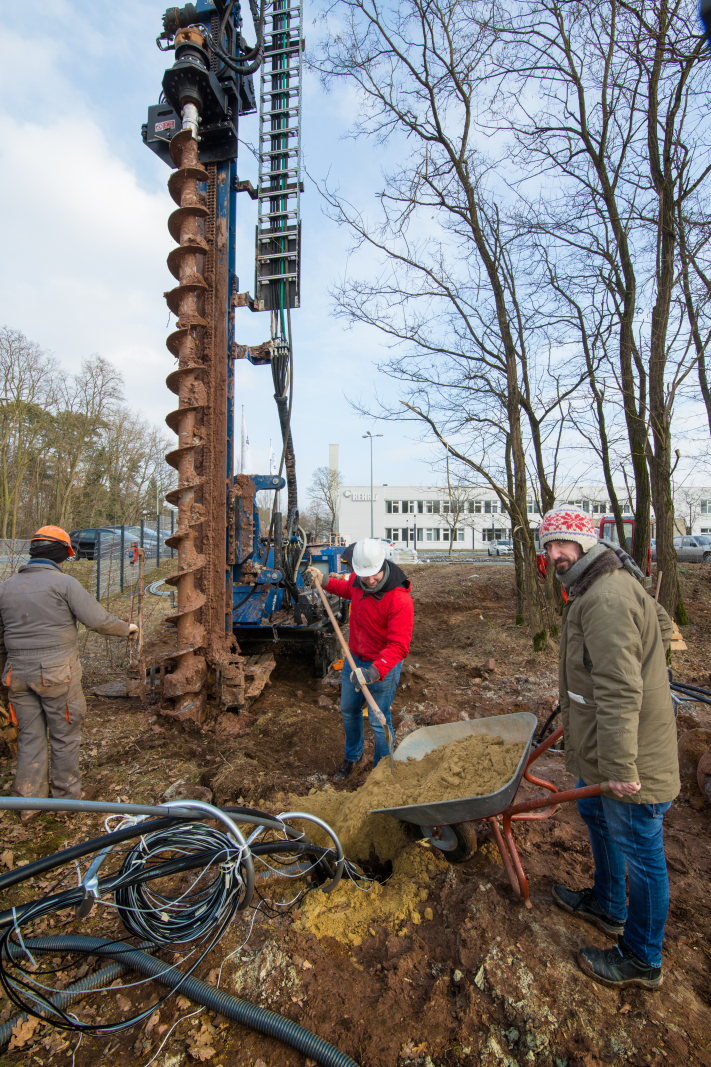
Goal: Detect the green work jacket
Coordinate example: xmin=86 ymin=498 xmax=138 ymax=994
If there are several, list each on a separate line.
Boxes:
xmin=559 ymin=565 xmax=679 ymax=804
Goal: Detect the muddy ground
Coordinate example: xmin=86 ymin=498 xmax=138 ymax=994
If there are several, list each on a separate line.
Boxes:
xmin=0 ymin=561 xmax=710 ymax=1067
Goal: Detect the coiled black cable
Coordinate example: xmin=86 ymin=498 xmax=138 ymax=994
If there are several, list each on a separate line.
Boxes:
xmin=114 ymin=822 xmax=247 ymax=943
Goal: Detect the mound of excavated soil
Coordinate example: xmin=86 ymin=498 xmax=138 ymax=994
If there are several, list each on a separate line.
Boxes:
xmin=292 ymin=733 xmax=524 ymax=863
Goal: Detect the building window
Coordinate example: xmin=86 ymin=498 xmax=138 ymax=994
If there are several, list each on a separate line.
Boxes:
xmin=385 ymin=528 xmax=392 ymax=539
xmin=417 ymin=500 xmax=424 ymax=513
xmin=622 ymin=504 xmax=631 ymax=514
xmin=424 ymin=500 xmax=440 ymax=514
xmin=484 ymin=500 xmax=498 ymax=514
xmin=391 ymin=529 xmax=399 ymax=541
xmin=482 ymin=527 xmax=507 ymax=542
xmin=442 ymin=529 xmax=449 ymax=541
xmin=592 ymin=503 xmax=607 ymax=515
xmin=447 ymin=528 xmax=465 ymax=542
xmin=425 ymin=528 xmax=440 ymax=541
xmin=475 ymin=500 xmax=482 ymax=514
xmin=417 ymin=529 xmax=423 ymax=540
xmin=401 ymin=528 xmax=410 ymax=541
xmin=402 ymin=501 xmax=415 ymax=513
xmin=702 ymin=500 xmax=709 ymax=515
xmin=467 ymin=501 xmax=475 ymax=514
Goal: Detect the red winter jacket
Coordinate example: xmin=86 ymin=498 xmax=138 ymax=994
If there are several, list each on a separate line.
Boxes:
xmin=323 ymin=562 xmax=414 ymax=678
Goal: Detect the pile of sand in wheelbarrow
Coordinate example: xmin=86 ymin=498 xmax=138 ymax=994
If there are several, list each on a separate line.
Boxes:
xmin=291 ymin=733 xmax=525 ymax=863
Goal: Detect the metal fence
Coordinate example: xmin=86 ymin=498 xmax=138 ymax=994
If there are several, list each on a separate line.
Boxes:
xmin=0 ymin=522 xmax=175 ymax=602
xmin=86 ymin=523 xmax=173 ymax=600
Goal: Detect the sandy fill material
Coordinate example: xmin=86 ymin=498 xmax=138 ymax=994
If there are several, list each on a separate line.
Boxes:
xmin=292 ymin=732 xmax=525 ymax=863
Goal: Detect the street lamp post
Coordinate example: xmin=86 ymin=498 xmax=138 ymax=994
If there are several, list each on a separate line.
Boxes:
xmin=362 ymin=431 xmax=383 ymax=538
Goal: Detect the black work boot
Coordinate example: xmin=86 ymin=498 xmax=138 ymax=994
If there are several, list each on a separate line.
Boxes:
xmin=552 ymin=885 xmax=624 ymax=938
xmin=333 ymin=759 xmax=356 ymax=782
xmin=578 ymin=941 xmax=663 ymax=989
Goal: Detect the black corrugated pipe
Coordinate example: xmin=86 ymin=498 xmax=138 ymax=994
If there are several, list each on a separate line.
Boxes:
xmin=0 ymin=959 xmax=126 ymax=1047
xmin=2 ymin=938 xmax=358 ymax=1067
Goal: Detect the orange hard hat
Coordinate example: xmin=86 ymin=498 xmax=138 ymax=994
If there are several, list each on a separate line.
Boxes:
xmin=31 ymin=525 xmax=76 ymax=558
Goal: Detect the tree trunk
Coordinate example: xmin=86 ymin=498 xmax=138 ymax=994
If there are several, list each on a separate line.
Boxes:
xmin=506 ymin=440 xmax=525 ymax=626
xmin=645 ymin=0 xmax=685 ymax=622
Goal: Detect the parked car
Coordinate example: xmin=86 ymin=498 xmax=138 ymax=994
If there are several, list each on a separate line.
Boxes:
xmin=673 ymin=535 xmax=711 ymax=563
xmin=69 ymin=526 xmax=163 ymax=561
xmin=488 ymin=539 xmax=513 ymax=557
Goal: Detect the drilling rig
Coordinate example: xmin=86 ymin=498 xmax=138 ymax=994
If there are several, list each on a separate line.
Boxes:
xmin=141 ymin=0 xmax=345 ymax=723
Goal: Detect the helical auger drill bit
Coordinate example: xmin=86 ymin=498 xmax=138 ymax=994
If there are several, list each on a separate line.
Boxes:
xmin=163 ymin=106 xmax=210 ymax=722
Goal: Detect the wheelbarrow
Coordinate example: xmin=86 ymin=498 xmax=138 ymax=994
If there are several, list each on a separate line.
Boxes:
xmin=370 ymin=712 xmax=602 ymax=908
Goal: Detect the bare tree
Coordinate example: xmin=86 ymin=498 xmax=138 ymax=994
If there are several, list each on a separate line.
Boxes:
xmin=301 ymin=498 xmax=332 ymax=542
xmin=311 ymin=0 xmax=598 ymax=647
xmin=490 ymin=0 xmax=710 ymax=619
xmin=0 ymin=328 xmax=57 ymax=538
xmin=49 ymin=356 xmax=124 ymax=529
xmin=308 ymin=466 xmax=343 ymax=536
xmin=0 ymin=326 xmax=175 ymax=537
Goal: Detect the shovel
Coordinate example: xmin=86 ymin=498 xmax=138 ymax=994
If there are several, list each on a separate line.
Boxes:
xmin=314 ymin=582 xmax=395 ymax=774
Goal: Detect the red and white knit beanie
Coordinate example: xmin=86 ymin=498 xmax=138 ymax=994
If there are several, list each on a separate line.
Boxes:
xmin=539 ymin=506 xmax=598 ymax=554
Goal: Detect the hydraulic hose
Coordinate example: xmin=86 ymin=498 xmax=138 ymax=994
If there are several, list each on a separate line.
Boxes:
xmin=2 ymin=938 xmax=358 ymax=1067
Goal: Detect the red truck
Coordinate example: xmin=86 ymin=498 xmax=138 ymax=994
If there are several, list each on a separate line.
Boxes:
xmin=536 ymin=516 xmax=652 ymax=594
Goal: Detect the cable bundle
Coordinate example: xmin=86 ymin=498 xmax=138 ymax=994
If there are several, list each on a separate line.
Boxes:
xmin=114 ymin=822 xmax=246 ymax=944
xmin=0 ymin=805 xmax=345 ymax=1038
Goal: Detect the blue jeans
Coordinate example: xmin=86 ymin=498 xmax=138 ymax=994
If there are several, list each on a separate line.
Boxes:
xmin=340 ymin=656 xmax=402 ymax=768
xmin=576 ymin=779 xmax=671 ymax=968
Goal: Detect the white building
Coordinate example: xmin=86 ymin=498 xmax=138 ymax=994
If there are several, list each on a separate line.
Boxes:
xmin=337 ymin=484 xmax=711 ymax=550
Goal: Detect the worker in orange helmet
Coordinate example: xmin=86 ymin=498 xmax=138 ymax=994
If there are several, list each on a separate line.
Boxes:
xmin=0 ymin=526 xmax=138 ymax=819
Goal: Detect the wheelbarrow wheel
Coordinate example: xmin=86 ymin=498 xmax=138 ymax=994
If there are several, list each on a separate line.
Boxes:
xmin=412 ymin=823 xmax=477 ymax=864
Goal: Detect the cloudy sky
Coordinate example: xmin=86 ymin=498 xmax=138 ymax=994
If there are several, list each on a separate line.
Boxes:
xmin=0 ymin=0 xmax=437 ymax=497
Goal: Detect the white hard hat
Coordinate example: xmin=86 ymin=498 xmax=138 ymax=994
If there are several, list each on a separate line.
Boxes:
xmin=351 ymin=538 xmax=386 ymax=577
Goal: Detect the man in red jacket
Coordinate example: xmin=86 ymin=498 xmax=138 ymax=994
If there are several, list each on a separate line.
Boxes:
xmin=307 ymin=538 xmax=414 ymax=781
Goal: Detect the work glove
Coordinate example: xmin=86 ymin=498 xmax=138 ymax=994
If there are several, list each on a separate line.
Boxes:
xmin=305 ymin=566 xmax=323 ymax=587
xmin=350 ymin=665 xmax=380 ymax=690
xmin=128 ymin=623 xmax=139 ymax=640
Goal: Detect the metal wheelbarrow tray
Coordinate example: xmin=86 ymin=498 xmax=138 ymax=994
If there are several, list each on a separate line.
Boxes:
xmin=370 ymin=712 xmax=602 ymax=908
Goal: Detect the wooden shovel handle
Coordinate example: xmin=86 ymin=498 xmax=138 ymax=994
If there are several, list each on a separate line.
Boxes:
xmin=314 ymin=583 xmax=387 ymax=729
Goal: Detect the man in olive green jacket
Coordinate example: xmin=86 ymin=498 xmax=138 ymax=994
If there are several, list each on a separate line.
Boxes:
xmin=539 ymin=506 xmax=678 ymax=991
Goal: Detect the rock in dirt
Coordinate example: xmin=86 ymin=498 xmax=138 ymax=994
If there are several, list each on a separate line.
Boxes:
xmin=697 ymin=749 xmax=711 ymax=804
xmin=677 ymin=728 xmax=711 ymax=778
xmin=215 ymin=711 xmax=253 ymax=740
xmin=163 ymin=781 xmax=213 ymax=804
xmin=317 ymin=695 xmax=334 ymax=708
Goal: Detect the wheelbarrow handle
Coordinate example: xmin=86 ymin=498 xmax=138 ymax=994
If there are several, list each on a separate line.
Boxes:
xmin=506 ymin=782 xmax=602 ymax=818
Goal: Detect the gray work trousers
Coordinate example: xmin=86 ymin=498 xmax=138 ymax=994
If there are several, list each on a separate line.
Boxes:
xmin=3 ymin=646 xmax=87 ymax=799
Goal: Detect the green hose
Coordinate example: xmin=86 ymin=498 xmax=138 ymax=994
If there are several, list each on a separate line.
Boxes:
xmin=1 ymin=937 xmax=358 ymax=1067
